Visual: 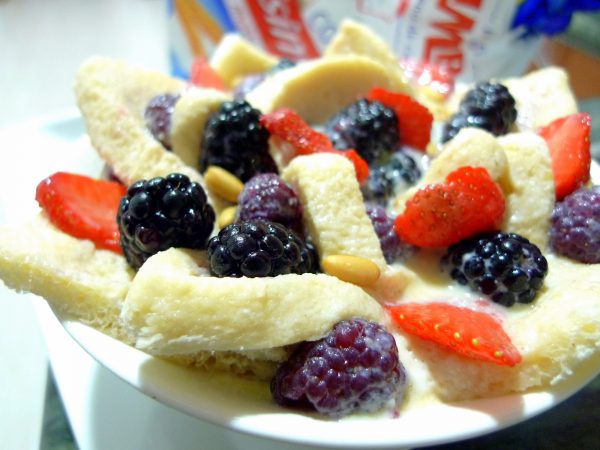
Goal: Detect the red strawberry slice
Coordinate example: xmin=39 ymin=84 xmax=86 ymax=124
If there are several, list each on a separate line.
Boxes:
xmin=36 ymin=172 xmax=127 ymax=253
xmin=190 ymin=57 xmax=228 ymax=91
xmin=538 ymin=112 xmax=591 ymax=200
xmin=260 ymin=108 xmax=370 ymax=184
xmin=367 ymin=87 xmax=433 ymax=151
xmin=394 ymin=166 xmax=505 ymax=247
xmin=386 ymin=302 xmax=522 ymax=366
xmin=398 ymin=58 xmax=454 ymax=98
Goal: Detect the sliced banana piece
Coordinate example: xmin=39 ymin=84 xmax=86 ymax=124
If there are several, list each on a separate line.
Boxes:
xmin=503 ymin=67 xmax=578 ymax=131
xmin=391 ymin=128 xmax=511 ymax=214
xmin=0 ymin=215 xmax=134 ymax=341
xmin=121 ymin=248 xmax=384 ymax=354
xmin=245 ymin=55 xmax=402 ymax=124
xmin=498 ymin=132 xmax=555 ymax=250
xmin=210 ymin=33 xmax=279 ymax=88
xmin=74 ymin=57 xmax=227 ymax=213
xmin=170 ymin=88 xmax=231 ymax=168
xmin=282 ymin=153 xmax=413 ymax=300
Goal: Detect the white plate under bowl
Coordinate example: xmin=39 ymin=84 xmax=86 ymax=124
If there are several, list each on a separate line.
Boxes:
xmin=4 ymin=112 xmax=600 ymax=449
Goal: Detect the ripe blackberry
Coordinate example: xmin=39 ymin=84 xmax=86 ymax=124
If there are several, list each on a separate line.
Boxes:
xmin=550 ymin=186 xmax=600 ymax=263
xmin=117 ymin=173 xmax=215 ymax=270
xmin=441 ymin=82 xmax=516 ymax=143
xmin=325 ymin=99 xmax=399 ymax=165
xmin=237 ymin=173 xmax=303 ymax=234
xmin=207 ymin=220 xmax=317 ymax=277
xmin=234 ymin=58 xmax=296 ymax=100
xmin=271 ymin=318 xmax=406 ymax=418
xmin=144 ymin=93 xmax=180 ymax=150
xmin=361 ymin=150 xmax=421 ymax=205
xmin=442 ymin=232 xmax=548 ymax=307
xmin=365 ymin=203 xmax=415 ymax=263
xmin=199 ymin=100 xmax=277 ymax=182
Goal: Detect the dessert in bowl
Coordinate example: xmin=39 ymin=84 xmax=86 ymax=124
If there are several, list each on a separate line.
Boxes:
xmin=1 ymin=19 xmax=599 ymax=446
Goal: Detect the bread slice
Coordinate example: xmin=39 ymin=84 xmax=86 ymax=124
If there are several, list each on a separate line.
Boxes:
xmin=498 ymin=132 xmax=555 ymax=250
xmin=399 ymin=255 xmax=600 ymax=402
xmin=74 ymin=57 xmax=228 ymax=214
xmin=503 ymin=67 xmax=578 ymax=131
xmin=282 ymin=153 xmax=413 ymax=301
xmin=209 ymin=33 xmax=279 ymax=88
xmin=391 ymin=128 xmax=511 ymax=215
xmin=245 ymin=55 xmax=404 ymax=124
xmin=0 ymin=215 xmax=134 ymax=342
xmin=170 ymin=88 xmax=231 ymax=169
xmin=121 ymin=247 xmax=384 ymax=354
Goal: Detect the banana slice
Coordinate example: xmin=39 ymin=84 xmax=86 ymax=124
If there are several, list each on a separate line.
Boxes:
xmin=74 ymin=57 xmax=228 ymax=213
xmin=121 ymin=248 xmax=384 ymax=354
xmin=245 ymin=55 xmax=402 ymax=124
xmin=391 ymin=128 xmax=511 ymax=214
xmin=210 ymin=33 xmax=279 ymax=88
xmin=282 ymin=153 xmax=413 ymax=300
xmin=0 ymin=215 xmax=134 ymax=341
xmin=503 ymin=67 xmax=578 ymax=131
xmin=170 ymin=88 xmax=231 ymax=168
xmin=498 ymin=132 xmax=555 ymax=250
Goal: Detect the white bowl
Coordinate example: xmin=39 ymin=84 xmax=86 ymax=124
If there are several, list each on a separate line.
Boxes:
xmin=4 ymin=111 xmax=600 ymax=449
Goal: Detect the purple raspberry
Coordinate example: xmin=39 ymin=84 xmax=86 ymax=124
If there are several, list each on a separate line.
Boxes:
xmin=365 ymin=203 xmax=415 ymax=263
xmin=144 ymin=93 xmax=180 ymax=150
xmin=238 ymin=173 xmax=303 ymax=234
xmin=550 ymin=186 xmax=600 ymax=263
xmin=271 ymin=318 xmax=406 ymax=418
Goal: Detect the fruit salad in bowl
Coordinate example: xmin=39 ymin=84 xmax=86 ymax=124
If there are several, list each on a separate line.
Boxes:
xmin=1 ymin=18 xmax=599 ymax=445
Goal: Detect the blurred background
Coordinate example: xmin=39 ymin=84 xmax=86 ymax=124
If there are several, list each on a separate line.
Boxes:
xmin=0 ymin=1 xmax=599 ymax=449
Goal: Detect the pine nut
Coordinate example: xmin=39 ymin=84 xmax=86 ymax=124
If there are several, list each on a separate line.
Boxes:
xmin=322 ymin=254 xmax=380 ymax=287
xmin=204 ymin=166 xmax=244 ymax=203
xmin=217 ymin=205 xmax=237 ymax=229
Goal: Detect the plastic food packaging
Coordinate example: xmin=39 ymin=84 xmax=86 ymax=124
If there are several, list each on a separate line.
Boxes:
xmin=167 ymin=0 xmax=599 ymax=82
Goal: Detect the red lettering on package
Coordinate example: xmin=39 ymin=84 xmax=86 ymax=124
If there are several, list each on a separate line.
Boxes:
xmin=247 ymin=0 xmax=319 ymax=60
xmin=424 ymin=0 xmax=482 ymax=77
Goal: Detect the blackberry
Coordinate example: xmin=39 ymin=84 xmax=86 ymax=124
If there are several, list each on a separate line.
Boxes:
xmin=234 ymin=58 xmax=296 ymax=100
xmin=442 ymin=82 xmax=516 ymax=143
xmin=325 ymin=99 xmax=399 ymax=165
xmin=144 ymin=93 xmax=180 ymax=150
xmin=117 ymin=173 xmax=215 ymax=270
xmin=442 ymin=232 xmax=548 ymax=307
xmin=237 ymin=173 xmax=303 ymax=234
xmin=199 ymin=100 xmax=277 ymax=182
xmin=365 ymin=203 xmax=415 ymax=264
xmin=550 ymin=186 xmax=600 ymax=263
xmin=271 ymin=318 xmax=406 ymax=418
xmin=361 ymin=150 xmax=422 ymax=205
xmin=207 ymin=220 xmax=318 ymax=277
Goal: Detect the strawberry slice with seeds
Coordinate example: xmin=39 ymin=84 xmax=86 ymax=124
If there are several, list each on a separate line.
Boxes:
xmin=386 ymin=302 xmax=521 ymax=366
xmin=260 ymin=108 xmax=370 ymax=184
xmin=394 ymin=166 xmax=505 ymax=247
xmin=367 ymin=87 xmax=433 ymax=151
xmin=538 ymin=112 xmax=592 ymax=200
xmin=36 ymin=172 xmax=127 ymax=253
xmin=190 ymin=57 xmax=228 ymax=91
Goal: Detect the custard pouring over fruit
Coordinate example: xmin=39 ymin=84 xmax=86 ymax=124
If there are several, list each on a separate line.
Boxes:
xmin=2 ymin=20 xmax=599 ymax=419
